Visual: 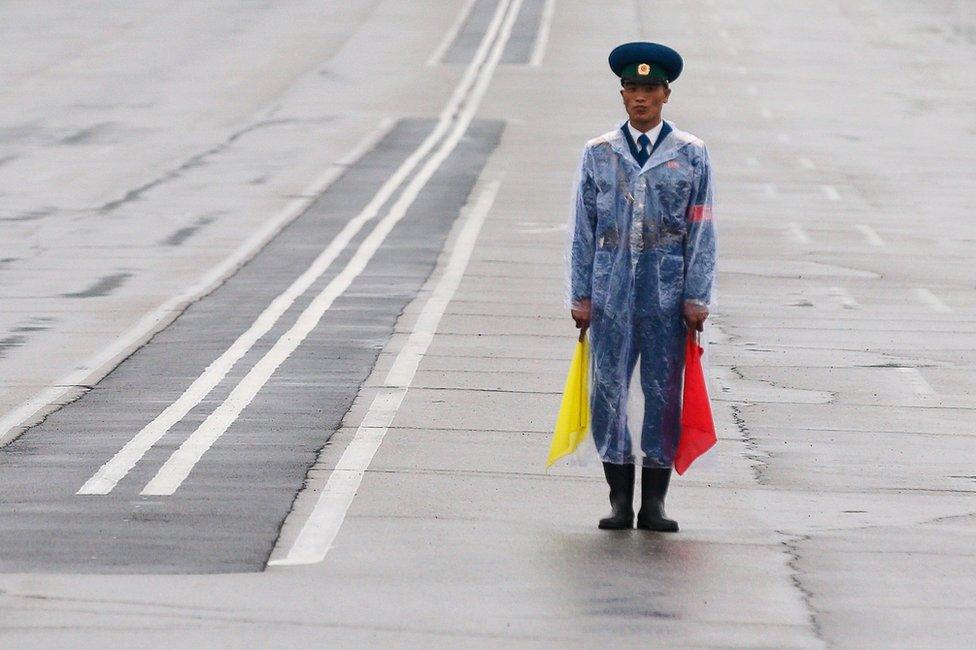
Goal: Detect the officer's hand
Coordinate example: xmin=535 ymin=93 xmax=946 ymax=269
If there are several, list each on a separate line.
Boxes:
xmin=571 ymin=298 xmax=591 ymax=336
xmin=683 ymin=301 xmax=709 ymax=332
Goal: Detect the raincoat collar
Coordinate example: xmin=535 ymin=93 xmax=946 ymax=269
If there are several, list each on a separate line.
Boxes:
xmin=611 ymin=119 xmax=682 ymax=171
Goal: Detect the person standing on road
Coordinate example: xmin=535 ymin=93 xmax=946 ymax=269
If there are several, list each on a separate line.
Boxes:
xmin=568 ymin=42 xmax=716 ymax=532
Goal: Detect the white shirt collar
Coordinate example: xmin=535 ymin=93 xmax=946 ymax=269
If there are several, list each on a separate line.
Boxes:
xmin=627 ymin=120 xmax=663 ymax=151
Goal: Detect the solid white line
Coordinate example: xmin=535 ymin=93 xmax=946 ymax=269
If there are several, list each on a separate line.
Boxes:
xmin=529 ymin=0 xmax=555 ymax=67
xmin=913 ymin=287 xmax=952 ymax=313
xmin=787 ymin=223 xmax=811 ymax=244
xmin=854 ymin=224 xmax=885 ymax=247
xmin=140 ymin=0 xmax=522 ymax=497
xmin=426 ymin=0 xmax=478 ymax=66
xmin=385 ymin=182 xmax=500 ymax=388
xmin=78 ymin=0 xmax=515 ymax=496
xmin=3 ymin=120 xmax=393 ymax=451
xmin=798 ymin=157 xmax=816 ymax=170
xmin=821 ymin=184 xmax=840 ymax=201
xmin=895 ymin=367 xmax=935 ymax=396
xmin=829 ymin=286 xmax=859 ymax=309
xmin=269 ymin=181 xmax=499 ymax=567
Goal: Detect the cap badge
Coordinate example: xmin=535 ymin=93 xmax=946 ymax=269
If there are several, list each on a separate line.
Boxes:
xmin=637 ymin=63 xmax=651 ymax=76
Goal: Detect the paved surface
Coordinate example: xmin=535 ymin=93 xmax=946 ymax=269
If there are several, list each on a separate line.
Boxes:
xmin=1 ymin=0 xmax=975 ymax=647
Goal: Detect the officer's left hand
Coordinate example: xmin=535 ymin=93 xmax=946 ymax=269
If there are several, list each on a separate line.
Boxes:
xmin=682 ymin=301 xmax=709 ymax=332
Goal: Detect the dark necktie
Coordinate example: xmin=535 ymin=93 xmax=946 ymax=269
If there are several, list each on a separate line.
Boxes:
xmin=636 ymin=133 xmax=650 ymax=166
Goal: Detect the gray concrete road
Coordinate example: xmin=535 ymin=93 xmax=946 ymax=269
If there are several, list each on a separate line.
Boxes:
xmin=1 ymin=0 xmax=974 ymax=647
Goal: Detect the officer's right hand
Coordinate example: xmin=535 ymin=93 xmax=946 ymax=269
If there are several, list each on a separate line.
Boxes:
xmin=571 ymin=298 xmax=591 ymax=336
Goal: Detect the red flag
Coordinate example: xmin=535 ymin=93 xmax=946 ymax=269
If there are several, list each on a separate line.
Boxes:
xmin=674 ymin=332 xmax=716 ymax=475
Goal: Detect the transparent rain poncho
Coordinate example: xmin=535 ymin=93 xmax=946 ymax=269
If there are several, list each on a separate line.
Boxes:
xmin=566 ymin=119 xmax=716 ymax=467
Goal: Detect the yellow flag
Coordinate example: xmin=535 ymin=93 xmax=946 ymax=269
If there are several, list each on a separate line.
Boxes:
xmin=546 ymin=336 xmax=590 ymax=468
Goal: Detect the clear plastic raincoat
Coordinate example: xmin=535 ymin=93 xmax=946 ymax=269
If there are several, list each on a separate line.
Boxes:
xmin=568 ymin=119 xmax=716 ymax=467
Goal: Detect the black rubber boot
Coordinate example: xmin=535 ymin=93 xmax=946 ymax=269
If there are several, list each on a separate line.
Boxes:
xmin=598 ymin=462 xmax=635 ymax=530
xmin=637 ymin=467 xmax=679 ymax=532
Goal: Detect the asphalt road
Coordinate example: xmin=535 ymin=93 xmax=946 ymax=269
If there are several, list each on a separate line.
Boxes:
xmin=1 ymin=0 xmax=974 ymax=647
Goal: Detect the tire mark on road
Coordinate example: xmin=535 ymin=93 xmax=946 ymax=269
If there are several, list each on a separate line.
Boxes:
xmin=60 ymin=272 xmax=132 ymax=298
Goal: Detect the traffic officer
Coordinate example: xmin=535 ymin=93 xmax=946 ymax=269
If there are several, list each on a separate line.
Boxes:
xmin=568 ymin=42 xmax=716 ymax=531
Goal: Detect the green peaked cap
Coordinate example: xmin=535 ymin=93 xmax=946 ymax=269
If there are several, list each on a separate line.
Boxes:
xmin=620 ymin=62 xmax=668 ymax=83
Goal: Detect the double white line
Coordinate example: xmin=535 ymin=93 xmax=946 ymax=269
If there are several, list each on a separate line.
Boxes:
xmin=79 ymin=0 xmax=523 ymax=497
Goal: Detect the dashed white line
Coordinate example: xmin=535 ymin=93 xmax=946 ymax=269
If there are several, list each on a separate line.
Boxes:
xmin=518 ymin=223 xmax=566 ymax=234
xmin=913 ymin=287 xmax=952 ymax=313
xmin=895 ymin=367 xmax=936 ymax=396
xmin=269 ymin=181 xmax=500 ymax=567
xmin=140 ymin=0 xmax=523 ymax=497
xmin=829 ymin=286 xmax=859 ymax=309
xmin=529 ymin=0 xmax=555 ymax=67
xmin=854 ymin=224 xmax=885 ymax=247
xmin=821 ymin=184 xmax=840 ymax=201
xmin=788 ymin=222 xmax=812 ymax=244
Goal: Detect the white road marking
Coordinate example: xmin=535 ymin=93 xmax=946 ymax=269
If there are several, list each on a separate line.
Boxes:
xmin=79 ymin=0 xmax=516 ymax=495
xmin=798 ymin=157 xmax=816 ymax=169
xmin=529 ymin=0 xmax=555 ymax=67
xmin=788 ymin=222 xmax=811 ymax=244
xmin=746 ymin=83 xmax=758 ymax=96
xmin=829 ymin=286 xmax=859 ymax=309
xmin=854 ymin=224 xmax=885 ymax=247
xmin=760 ymin=107 xmax=774 ymax=120
xmin=763 ymin=182 xmax=778 ymax=198
xmin=140 ymin=0 xmax=523 ymax=497
xmin=4 ymin=121 xmax=395 ymax=452
xmin=426 ymin=0 xmax=477 ymax=66
xmin=746 ymin=155 xmax=759 ymax=167
xmin=519 ymin=223 xmax=566 ymax=234
xmin=386 ymin=182 xmax=499 ymax=388
xmin=777 ymin=133 xmax=791 ymax=144
xmin=269 ymin=182 xmax=499 ymax=567
xmin=913 ymin=287 xmax=952 ymax=313
xmin=821 ymin=184 xmax=841 ymax=201
xmin=895 ymin=367 xmax=935 ymax=396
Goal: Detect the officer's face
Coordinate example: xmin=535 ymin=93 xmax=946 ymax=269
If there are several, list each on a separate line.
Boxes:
xmin=620 ymin=81 xmax=670 ymax=126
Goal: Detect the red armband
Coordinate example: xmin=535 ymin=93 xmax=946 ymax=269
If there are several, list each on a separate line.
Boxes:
xmin=687 ymin=205 xmax=713 ymax=222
